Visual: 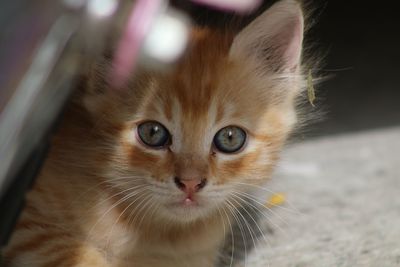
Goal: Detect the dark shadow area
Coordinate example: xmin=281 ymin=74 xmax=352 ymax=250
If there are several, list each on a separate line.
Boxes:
xmin=309 ymin=0 xmax=400 ymax=136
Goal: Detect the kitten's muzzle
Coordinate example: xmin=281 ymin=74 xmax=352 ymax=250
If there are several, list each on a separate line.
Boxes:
xmin=174 ymin=176 xmax=207 ymax=194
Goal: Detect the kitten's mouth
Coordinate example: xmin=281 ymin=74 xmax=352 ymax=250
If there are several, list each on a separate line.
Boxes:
xmin=169 ymin=195 xmax=201 ymax=208
xmin=182 ymin=196 xmax=197 ymax=206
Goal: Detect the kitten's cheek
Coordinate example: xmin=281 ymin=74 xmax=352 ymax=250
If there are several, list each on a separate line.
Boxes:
xmin=214 ymin=152 xmax=264 ymax=182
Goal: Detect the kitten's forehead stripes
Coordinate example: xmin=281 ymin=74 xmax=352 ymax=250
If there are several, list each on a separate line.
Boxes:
xmin=139 ymin=27 xmax=293 ymax=155
xmin=138 ymin=29 xmax=234 ymax=153
xmin=171 ymin=28 xmax=234 ymax=117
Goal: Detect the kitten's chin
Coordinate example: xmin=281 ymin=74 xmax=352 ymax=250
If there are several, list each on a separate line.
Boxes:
xmin=160 ymin=199 xmax=215 ymax=223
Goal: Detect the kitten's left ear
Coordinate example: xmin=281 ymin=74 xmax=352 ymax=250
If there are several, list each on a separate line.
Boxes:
xmin=230 ymin=0 xmax=304 ymax=72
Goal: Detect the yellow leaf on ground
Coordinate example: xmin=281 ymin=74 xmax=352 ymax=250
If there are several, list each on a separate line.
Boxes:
xmin=266 ymin=193 xmax=286 ymax=207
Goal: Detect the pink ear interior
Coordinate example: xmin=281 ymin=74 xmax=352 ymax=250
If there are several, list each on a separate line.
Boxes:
xmin=273 ymin=14 xmax=304 ymax=71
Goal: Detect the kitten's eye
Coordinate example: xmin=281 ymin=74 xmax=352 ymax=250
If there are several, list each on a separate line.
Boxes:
xmin=137 ymin=121 xmax=170 ymax=148
xmin=213 ymin=126 xmax=247 ymax=153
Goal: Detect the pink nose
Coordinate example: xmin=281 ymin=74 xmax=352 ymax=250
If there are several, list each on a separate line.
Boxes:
xmin=174 ymin=177 xmax=207 ymax=193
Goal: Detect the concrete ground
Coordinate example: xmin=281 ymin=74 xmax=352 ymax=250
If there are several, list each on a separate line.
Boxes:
xmin=245 ymin=126 xmax=400 ymax=267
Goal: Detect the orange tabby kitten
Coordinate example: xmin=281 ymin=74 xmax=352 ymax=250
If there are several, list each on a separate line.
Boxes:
xmin=3 ymin=0 xmax=306 ymax=266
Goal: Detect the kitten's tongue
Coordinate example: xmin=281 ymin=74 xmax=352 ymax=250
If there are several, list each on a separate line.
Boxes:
xmin=184 ymin=198 xmax=193 ymax=205
xmin=183 ymin=196 xmax=196 ymax=206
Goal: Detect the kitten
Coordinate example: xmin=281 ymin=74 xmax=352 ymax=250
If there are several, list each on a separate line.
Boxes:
xmin=3 ymin=0 xmax=306 ymax=266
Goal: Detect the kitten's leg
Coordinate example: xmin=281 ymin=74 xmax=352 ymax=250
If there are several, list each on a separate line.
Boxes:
xmin=3 ymin=235 xmax=110 ymax=267
xmin=115 ymin=252 xmax=217 ymax=267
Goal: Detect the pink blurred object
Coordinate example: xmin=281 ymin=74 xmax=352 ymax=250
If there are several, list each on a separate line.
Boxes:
xmin=110 ymin=0 xmax=165 ymax=89
xmin=110 ymin=0 xmax=261 ymax=89
xmin=191 ymin=0 xmax=261 ymax=13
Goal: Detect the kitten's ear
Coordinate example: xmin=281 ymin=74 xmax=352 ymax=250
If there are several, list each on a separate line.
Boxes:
xmin=75 ymin=60 xmax=112 ymax=115
xmin=230 ymin=0 xmax=304 ymax=72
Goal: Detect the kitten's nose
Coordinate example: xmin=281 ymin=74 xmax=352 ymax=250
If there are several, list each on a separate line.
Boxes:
xmin=174 ymin=176 xmax=207 ymax=193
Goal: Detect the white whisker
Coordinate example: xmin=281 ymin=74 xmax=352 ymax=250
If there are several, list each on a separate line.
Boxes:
xmin=220 ymin=205 xmax=235 ymax=267
xmin=105 ymin=191 xmax=147 ymax=249
xmin=86 ymin=185 xmax=150 ymax=242
xmin=230 ymin=193 xmax=272 ymax=249
xmin=231 ymin=190 xmax=289 ymax=237
xmin=228 ymin=196 xmax=259 ymax=256
xmin=231 ymin=181 xmax=303 ymax=215
xmin=225 ymin=199 xmax=248 ymax=267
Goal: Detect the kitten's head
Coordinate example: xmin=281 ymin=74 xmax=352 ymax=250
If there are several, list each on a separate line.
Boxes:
xmin=78 ymin=0 xmax=305 ymax=224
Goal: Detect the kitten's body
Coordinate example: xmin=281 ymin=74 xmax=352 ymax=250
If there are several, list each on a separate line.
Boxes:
xmin=3 ymin=1 xmax=308 ymax=266
xmin=8 ymin=165 xmax=222 ymax=267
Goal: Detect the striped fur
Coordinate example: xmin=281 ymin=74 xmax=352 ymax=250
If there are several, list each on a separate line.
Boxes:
xmin=3 ymin=1 xmax=308 ymax=266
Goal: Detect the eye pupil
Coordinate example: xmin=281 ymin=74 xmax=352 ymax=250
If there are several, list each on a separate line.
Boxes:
xmin=150 ymin=126 xmax=158 ymax=136
xmin=213 ymin=126 xmax=246 ymax=153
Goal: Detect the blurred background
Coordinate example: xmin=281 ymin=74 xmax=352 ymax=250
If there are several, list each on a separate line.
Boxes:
xmin=307 ymin=0 xmax=400 ymax=136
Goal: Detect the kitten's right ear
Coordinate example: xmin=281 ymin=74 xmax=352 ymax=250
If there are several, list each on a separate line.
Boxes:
xmin=230 ymin=0 xmax=304 ymax=72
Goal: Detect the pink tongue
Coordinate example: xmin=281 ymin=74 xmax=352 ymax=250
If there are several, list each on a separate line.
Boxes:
xmin=184 ymin=197 xmax=194 ymax=206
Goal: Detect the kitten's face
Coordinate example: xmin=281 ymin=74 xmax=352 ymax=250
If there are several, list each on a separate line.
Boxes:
xmin=86 ymin=1 xmax=304 ymax=224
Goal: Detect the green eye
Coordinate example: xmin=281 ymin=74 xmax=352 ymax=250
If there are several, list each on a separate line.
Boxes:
xmin=213 ymin=126 xmax=247 ymax=153
xmin=137 ymin=121 xmax=170 ymax=148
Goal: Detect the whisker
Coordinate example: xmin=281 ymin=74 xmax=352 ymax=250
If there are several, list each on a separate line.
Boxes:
xmin=228 ymin=196 xmax=259 ymax=257
xmin=104 ymin=190 xmax=149 ymax=249
xmin=84 ymin=184 xmax=149 ymax=214
xmin=126 ymin=192 xmax=154 ymax=228
xmin=129 ymin=194 xmax=154 ymax=228
xmin=231 ymin=182 xmax=303 ymax=215
xmin=230 ymin=193 xmax=272 ymax=249
xmin=229 ymin=194 xmax=273 ymax=267
xmin=230 ymin=191 xmax=289 ymax=241
xmin=86 ymin=185 xmax=150 ymax=241
xmin=214 ymin=203 xmax=227 ymax=243
xmin=231 ymin=190 xmax=289 ymax=237
xmin=68 ymin=176 xmax=147 ymax=211
xmin=137 ymin=197 xmax=158 ymax=230
xmin=220 ymin=205 xmax=235 ymax=267
xmin=225 ymin=199 xmax=248 ymax=267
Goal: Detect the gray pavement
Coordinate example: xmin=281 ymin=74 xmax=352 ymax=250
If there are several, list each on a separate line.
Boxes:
xmin=245 ymin=127 xmax=400 ymax=267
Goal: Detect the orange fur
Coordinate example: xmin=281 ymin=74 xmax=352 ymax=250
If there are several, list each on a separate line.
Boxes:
xmin=3 ymin=1 xmax=309 ymax=266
